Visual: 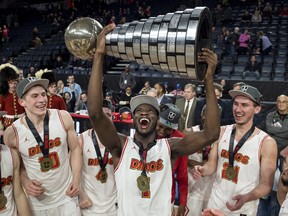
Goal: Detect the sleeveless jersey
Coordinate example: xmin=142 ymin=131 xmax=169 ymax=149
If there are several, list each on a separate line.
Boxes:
xmin=0 ymin=144 xmax=17 ymax=216
xmin=208 ymin=124 xmax=268 ymax=215
xmin=80 ymin=129 xmax=117 ymax=216
xmin=115 ymin=137 xmax=172 ymax=216
xmin=188 ymin=125 xmax=214 ymax=201
xmin=12 ymin=109 xmax=73 ymax=210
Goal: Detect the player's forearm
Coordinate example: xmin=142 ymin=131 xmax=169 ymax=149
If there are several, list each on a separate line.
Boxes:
xmin=245 ymin=183 xmax=272 ymax=202
xmin=70 ymin=145 xmax=82 ymax=184
xmin=203 ymin=77 xmax=220 ymax=143
xmin=88 ymin=53 xmax=105 ymax=118
xmin=15 ymin=192 xmax=32 ymax=216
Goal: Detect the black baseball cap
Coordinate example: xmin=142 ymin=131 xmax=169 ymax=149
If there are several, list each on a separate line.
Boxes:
xmin=159 ymin=103 xmax=181 ymax=129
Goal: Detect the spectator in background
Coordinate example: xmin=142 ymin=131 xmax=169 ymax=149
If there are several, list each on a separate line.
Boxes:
xmin=258 ymin=31 xmax=273 ymax=55
xmin=2 ymin=25 xmax=9 ymax=42
xmin=105 ymin=91 xmax=117 ymax=111
xmin=241 ymin=10 xmax=251 ymax=26
xmin=146 ymin=87 xmax=158 ymax=98
xmin=139 ymin=81 xmax=151 ymax=95
xmin=213 ymin=4 xmax=223 ymax=26
xmin=280 ymin=5 xmax=288 ymax=17
xmin=222 ymin=5 xmax=234 ymax=26
xmin=176 ymin=83 xmax=199 ymax=132
xmin=242 ymin=55 xmax=261 ymax=79
xmin=53 ymin=55 xmax=64 ymax=68
xmin=224 ymin=29 xmax=235 ymax=56
xmin=118 ymin=16 xmax=126 ymax=24
xmin=64 ymin=91 xmax=76 ymax=113
xmin=119 ymin=65 xmax=136 ymax=92
xmin=220 ymin=79 xmax=232 ymax=100
xmin=258 ymin=95 xmax=288 ymax=216
xmin=118 ymin=85 xmax=135 ymax=109
xmin=154 ymin=82 xmax=173 ymax=105
xmin=238 ymin=28 xmax=251 ymax=55
xmin=262 ymin=2 xmax=273 ymax=21
xmin=32 ymin=36 xmax=42 ymax=48
xmin=75 ymin=91 xmax=88 ymax=112
xmin=56 ymin=79 xmax=65 ymax=97
xmin=230 ymin=27 xmax=240 ymax=55
xmin=252 ymin=8 xmax=262 ymax=25
xmin=64 ymin=74 xmax=82 ymax=106
xmin=170 ymin=83 xmax=185 ymax=97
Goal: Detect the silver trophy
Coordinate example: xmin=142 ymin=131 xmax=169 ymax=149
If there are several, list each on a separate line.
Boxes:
xmin=65 ymin=7 xmax=212 ymax=80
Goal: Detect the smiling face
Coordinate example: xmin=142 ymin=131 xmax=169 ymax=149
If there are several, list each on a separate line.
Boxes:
xmin=18 ymin=86 xmax=47 ymax=116
xmin=133 ymin=104 xmax=158 ymax=136
xmin=156 ymin=121 xmax=173 ymax=138
xmin=232 ymin=96 xmax=260 ymax=125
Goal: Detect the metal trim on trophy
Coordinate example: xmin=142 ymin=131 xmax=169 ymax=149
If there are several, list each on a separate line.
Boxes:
xmin=65 ymin=7 xmax=212 ymax=80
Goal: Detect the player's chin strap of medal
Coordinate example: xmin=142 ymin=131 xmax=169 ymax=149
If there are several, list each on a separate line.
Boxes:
xmin=134 ymin=138 xmax=157 ymax=178
xmin=92 ymin=130 xmax=109 ymax=174
xmin=228 ymin=125 xmax=256 ymax=171
xmin=26 ymin=112 xmax=50 ymax=168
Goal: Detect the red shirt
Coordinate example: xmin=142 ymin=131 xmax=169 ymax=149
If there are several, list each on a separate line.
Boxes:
xmin=47 ymin=95 xmax=67 ymax=110
xmin=0 ymin=92 xmax=25 ymax=128
xmin=158 ymin=129 xmax=188 ymax=206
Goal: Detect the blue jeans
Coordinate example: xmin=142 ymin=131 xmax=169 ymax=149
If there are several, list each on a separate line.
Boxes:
xmin=257 ymin=191 xmax=280 ymax=216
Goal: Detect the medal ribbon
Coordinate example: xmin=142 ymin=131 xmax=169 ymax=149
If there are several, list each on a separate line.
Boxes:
xmin=92 ymin=130 xmax=109 ymax=171
xmin=228 ymin=125 xmax=255 ymax=167
xmin=134 ymin=138 xmax=157 ymax=176
xmin=26 ymin=111 xmax=50 ymax=158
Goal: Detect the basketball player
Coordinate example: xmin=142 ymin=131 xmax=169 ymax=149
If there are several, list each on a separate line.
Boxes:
xmin=4 ymin=77 xmax=82 ymax=216
xmin=78 ymin=99 xmax=117 ymax=216
xmin=156 ymin=103 xmax=188 ymax=216
xmin=193 ymin=85 xmax=277 ymax=215
xmin=0 ymin=144 xmax=32 ymax=215
xmin=87 ymin=23 xmax=220 ymax=215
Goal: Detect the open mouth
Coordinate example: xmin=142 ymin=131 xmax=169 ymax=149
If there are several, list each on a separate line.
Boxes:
xmin=139 ymin=118 xmax=150 ymax=129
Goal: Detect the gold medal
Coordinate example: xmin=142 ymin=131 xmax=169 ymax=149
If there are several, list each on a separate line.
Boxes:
xmin=40 ymin=157 xmax=52 ymax=172
xmin=100 ymin=169 xmax=108 ymax=183
xmin=137 ymin=175 xmax=150 ymax=192
xmin=0 ymin=191 xmax=7 ymax=209
xmin=226 ymin=166 xmax=236 ymax=180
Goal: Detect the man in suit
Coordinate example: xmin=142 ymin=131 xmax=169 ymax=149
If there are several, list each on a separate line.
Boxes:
xmin=175 ymin=83 xmax=199 ymax=132
xmin=154 ymin=82 xmax=173 ymax=105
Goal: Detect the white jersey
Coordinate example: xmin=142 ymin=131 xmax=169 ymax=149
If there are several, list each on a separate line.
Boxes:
xmin=208 ymin=124 xmax=268 ymax=215
xmin=12 ymin=109 xmax=74 ymax=210
xmin=279 ymin=193 xmax=288 ymax=216
xmin=80 ymin=129 xmax=117 ymax=216
xmin=115 ymin=137 xmax=172 ymax=216
xmin=0 ymin=144 xmax=17 ymax=216
xmin=188 ymin=125 xmax=215 ymax=201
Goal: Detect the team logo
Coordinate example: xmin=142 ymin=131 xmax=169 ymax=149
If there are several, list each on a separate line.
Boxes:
xmin=167 ymin=111 xmax=176 ymax=120
xmin=240 ymin=85 xmax=249 ymax=92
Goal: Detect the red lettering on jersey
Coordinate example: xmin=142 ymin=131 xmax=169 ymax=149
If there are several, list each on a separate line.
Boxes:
xmin=29 ymin=138 xmax=62 ymax=157
xmin=130 ymin=158 xmax=164 ymax=173
xmin=220 ymin=149 xmax=250 ymax=165
xmin=221 ymin=149 xmax=229 ymax=158
xmin=1 ymin=175 xmax=13 ymax=187
xmin=88 ymin=158 xmax=113 ymax=166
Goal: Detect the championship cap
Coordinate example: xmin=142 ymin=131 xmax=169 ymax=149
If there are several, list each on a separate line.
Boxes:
xmin=130 ymin=95 xmax=160 ymax=115
xmin=159 ymin=103 xmax=181 ymax=130
xmin=229 ymin=85 xmax=262 ymax=105
xmin=17 ymin=77 xmax=49 ymax=98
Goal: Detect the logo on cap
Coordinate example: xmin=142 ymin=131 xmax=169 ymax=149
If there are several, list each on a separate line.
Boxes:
xmin=240 ymin=85 xmax=249 ymax=92
xmin=167 ymin=111 xmax=176 ymax=120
